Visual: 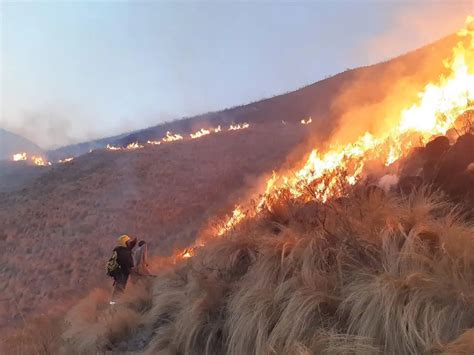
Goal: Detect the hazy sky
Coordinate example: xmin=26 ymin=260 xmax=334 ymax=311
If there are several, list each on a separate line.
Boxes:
xmin=1 ymin=1 xmax=472 ymax=149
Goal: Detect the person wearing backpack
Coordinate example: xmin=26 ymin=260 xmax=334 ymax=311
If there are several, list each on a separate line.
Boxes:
xmin=107 ymin=234 xmax=137 ymax=304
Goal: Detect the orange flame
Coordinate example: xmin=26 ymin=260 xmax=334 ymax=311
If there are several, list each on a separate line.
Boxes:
xmin=229 ymin=123 xmax=250 ymax=131
xmin=12 ymin=153 xmax=51 ymax=166
xmin=147 ymin=140 xmax=161 ymax=145
xmin=126 ymin=142 xmax=144 ymax=150
xmin=31 ymin=156 xmax=50 ymax=166
xmin=301 ymin=117 xmax=312 ymax=125
xmin=190 ymin=128 xmax=211 ymax=139
xmin=106 ymin=144 xmax=121 ymax=151
xmin=203 ymin=16 xmax=474 ymax=243
xmin=12 ymin=152 xmax=27 ymax=161
xmin=162 ymin=131 xmax=183 ymax=142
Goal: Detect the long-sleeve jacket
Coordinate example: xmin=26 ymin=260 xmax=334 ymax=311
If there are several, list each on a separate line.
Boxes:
xmin=113 ymin=246 xmax=134 ymax=275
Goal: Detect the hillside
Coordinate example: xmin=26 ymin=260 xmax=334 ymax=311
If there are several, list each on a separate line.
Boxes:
xmin=0 ymin=32 xmax=468 ymax=332
xmin=0 ymin=123 xmax=307 ymax=328
xmin=3 ymin=132 xmax=474 ymax=354
xmin=0 ymin=128 xmax=44 ymax=160
xmin=48 ymin=34 xmax=459 ymax=160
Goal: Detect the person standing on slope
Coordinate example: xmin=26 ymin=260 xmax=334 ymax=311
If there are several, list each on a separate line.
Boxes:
xmin=107 ymin=234 xmax=137 ymax=304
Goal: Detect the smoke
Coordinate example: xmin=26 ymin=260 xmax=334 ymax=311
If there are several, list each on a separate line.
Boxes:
xmin=362 ymin=2 xmax=472 ymax=65
xmin=378 ymin=174 xmax=400 ymax=193
xmin=326 ymin=6 xmax=470 ymax=149
xmin=2 ymin=104 xmax=178 ymax=150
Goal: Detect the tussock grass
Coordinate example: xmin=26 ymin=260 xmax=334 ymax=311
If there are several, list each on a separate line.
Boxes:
xmin=6 ymin=186 xmax=472 ymax=354
xmin=94 ymin=186 xmax=473 ymax=354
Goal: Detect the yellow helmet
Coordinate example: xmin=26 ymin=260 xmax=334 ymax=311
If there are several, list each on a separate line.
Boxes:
xmin=118 ymin=234 xmax=131 ymax=247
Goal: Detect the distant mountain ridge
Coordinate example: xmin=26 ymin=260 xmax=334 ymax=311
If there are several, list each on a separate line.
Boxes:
xmin=0 ymin=128 xmax=44 ymax=160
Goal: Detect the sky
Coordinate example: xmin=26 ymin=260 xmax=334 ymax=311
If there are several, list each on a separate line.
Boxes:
xmin=1 ymin=0 xmax=472 ymax=149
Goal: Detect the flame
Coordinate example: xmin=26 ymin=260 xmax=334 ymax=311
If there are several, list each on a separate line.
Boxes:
xmin=12 ymin=153 xmax=51 ymax=166
xmin=181 ymin=248 xmax=194 ymax=259
xmin=126 ymin=142 xmax=144 ymax=150
xmin=58 ymin=157 xmax=74 ymax=163
xmin=217 ymin=205 xmax=246 ymax=236
xmin=106 ymin=123 xmax=248 ymax=153
xmin=12 ymin=152 xmax=27 ymax=161
xmin=162 ymin=131 xmax=183 ymax=142
xmin=106 ymin=144 xmax=122 ymax=151
xmin=106 ymin=142 xmax=144 ymax=151
xmin=190 ymin=128 xmax=211 ymax=139
xmin=147 ymin=140 xmax=161 ymax=145
xmin=209 ymin=17 xmax=474 ymax=238
xmin=301 ymin=117 xmax=312 ymax=125
xmin=229 ymin=123 xmax=250 ymax=131
xmin=31 ymin=156 xmax=50 ymax=166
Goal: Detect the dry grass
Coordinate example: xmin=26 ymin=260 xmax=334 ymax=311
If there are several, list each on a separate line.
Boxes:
xmin=0 ymin=315 xmax=64 ymax=355
xmin=2 ymin=186 xmax=472 ymax=354
xmin=43 ymin=185 xmax=472 ymax=354
xmin=0 ymin=123 xmax=305 ymax=328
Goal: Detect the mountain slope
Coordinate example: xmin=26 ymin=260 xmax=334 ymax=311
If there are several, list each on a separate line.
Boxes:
xmin=0 ymin=33 xmax=465 ymax=329
xmin=48 ymin=34 xmax=459 ymax=160
xmin=0 ymin=129 xmax=44 ymax=160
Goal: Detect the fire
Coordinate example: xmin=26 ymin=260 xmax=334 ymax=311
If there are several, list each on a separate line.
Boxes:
xmin=217 ymin=205 xmax=246 ymax=236
xmin=126 ymin=142 xmax=144 ymax=150
xmin=147 ymin=140 xmax=161 ymax=145
xmin=12 ymin=152 xmax=27 ymax=161
xmin=210 ymin=17 xmax=474 ymax=238
xmin=301 ymin=117 xmax=312 ymax=125
xmin=106 ymin=123 xmax=250 ymax=153
xmin=162 ymin=131 xmax=183 ymax=142
xmin=106 ymin=144 xmax=122 ymax=151
xmin=58 ymin=157 xmax=74 ymax=163
xmin=181 ymin=248 xmax=194 ymax=259
xmin=12 ymin=152 xmax=51 ymax=166
xmin=31 ymin=156 xmax=50 ymax=166
xmin=190 ymin=128 xmax=211 ymax=139
xmin=229 ymin=123 xmax=250 ymax=131
xmin=106 ymin=142 xmax=144 ymax=151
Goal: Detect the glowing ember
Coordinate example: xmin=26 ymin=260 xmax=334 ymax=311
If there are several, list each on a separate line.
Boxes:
xmin=301 ymin=117 xmax=312 ymax=125
xmin=162 ymin=131 xmax=183 ymax=142
xmin=229 ymin=123 xmax=250 ymax=131
xmin=181 ymin=248 xmax=194 ymax=258
xmin=190 ymin=128 xmax=211 ymax=139
xmin=12 ymin=152 xmax=27 ymax=161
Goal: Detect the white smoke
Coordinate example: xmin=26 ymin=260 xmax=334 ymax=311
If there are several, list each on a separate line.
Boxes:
xmin=377 ymin=174 xmax=400 ymax=192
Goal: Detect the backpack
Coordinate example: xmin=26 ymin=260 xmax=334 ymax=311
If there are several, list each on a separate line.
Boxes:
xmin=106 ymin=250 xmax=121 ymax=277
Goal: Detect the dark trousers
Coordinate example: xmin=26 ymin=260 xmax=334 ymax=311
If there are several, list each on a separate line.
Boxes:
xmin=111 ymin=272 xmax=129 ymax=301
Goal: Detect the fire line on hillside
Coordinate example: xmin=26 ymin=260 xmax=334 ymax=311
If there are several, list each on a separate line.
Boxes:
xmin=176 ymin=16 xmax=474 ymax=261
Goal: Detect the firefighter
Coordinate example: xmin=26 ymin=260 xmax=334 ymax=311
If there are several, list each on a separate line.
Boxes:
xmin=106 ymin=234 xmax=137 ymax=305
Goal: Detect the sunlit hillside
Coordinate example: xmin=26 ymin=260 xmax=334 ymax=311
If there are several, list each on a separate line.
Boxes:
xmin=0 ymin=24 xmax=472 ymax=351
